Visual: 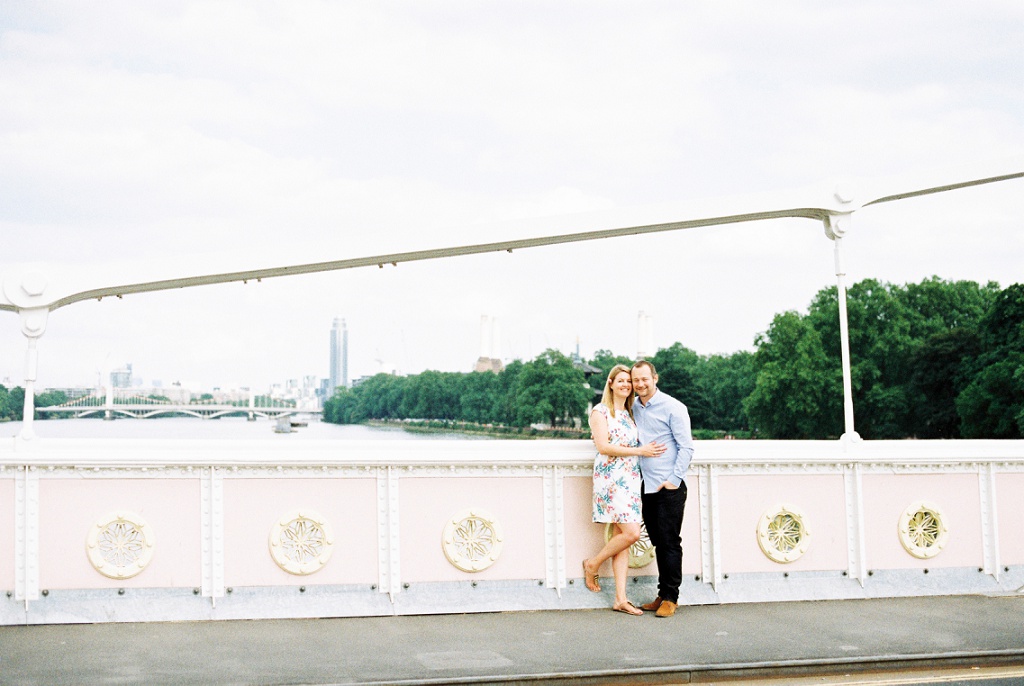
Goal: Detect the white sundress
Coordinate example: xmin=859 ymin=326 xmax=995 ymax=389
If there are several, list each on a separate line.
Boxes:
xmin=591 ymin=403 xmax=642 ymax=523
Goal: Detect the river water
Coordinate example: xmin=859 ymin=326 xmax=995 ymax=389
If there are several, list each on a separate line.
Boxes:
xmin=0 ymin=417 xmax=479 ymax=441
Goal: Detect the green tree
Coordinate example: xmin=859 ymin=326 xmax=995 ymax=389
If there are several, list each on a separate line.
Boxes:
xmin=1 ymin=386 xmax=26 ymax=421
xmin=33 ymin=389 xmax=70 ymax=420
xmin=513 ymin=350 xmax=590 ymax=427
xmin=490 ymin=360 xmax=524 ymax=425
xmin=745 ymin=311 xmax=842 ymax=439
xmin=324 ymin=387 xmax=361 ymax=424
xmin=808 ymin=279 xmax=915 ymax=438
xmin=459 ymin=372 xmax=499 ymax=423
xmin=696 ymin=351 xmax=755 ymax=433
xmin=956 ymin=284 xmax=1024 ymax=438
xmin=648 ymin=343 xmax=704 ymax=426
xmin=646 ymin=344 xmax=755 ymax=433
xmin=907 ymin=328 xmax=982 ymax=438
xmin=400 ymin=370 xmax=461 ymax=420
xmin=805 ymin=277 xmax=997 ymax=438
xmin=0 ymin=385 xmax=12 ymax=420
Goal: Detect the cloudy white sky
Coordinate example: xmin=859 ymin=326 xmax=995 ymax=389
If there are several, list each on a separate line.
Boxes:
xmin=1 ymin=1 xmax=1022 ymax=392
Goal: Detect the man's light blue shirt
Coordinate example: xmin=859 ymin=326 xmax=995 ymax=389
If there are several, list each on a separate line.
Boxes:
xmin=633 ymin=390 xmax=695 ymax=491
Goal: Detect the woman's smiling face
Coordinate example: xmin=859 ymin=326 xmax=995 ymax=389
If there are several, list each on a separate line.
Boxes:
xmin=610 ymin=370 xmax=632 ymax=400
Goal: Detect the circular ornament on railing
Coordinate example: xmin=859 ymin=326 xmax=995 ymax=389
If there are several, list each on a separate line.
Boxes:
xmin=442 ymin=509 xmax=503 ymax=572
xmin=898 ymin=501 xmax=949 ymax=559
xmin=603 ymin=522 xmax=656 ymax=568
xmin=757 ymin=504 xmax=811 ymax=563
xmin=269 ymin=510 xmax=334 ymax=575
xmin=86 ymin=511 xmax=155 ymax=579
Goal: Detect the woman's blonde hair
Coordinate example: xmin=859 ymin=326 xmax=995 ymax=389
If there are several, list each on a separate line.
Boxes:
xmin=600 ymin=364 xmax=635 ymax=418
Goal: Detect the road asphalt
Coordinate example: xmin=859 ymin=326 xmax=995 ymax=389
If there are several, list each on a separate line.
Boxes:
xmin=1 ymin=594 xmax=1022 ymax=685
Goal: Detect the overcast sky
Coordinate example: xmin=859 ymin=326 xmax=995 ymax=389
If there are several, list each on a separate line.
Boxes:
xmin=1 ymin=1 xmax=1022 ymax=392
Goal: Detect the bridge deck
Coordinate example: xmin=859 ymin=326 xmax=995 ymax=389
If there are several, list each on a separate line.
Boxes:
xmin=1 ymin=594 xmax=1022 ymax=685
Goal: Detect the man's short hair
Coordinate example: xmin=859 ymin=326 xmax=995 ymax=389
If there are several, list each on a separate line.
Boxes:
xmin=631 ymin=359 xmax=657 ymax=376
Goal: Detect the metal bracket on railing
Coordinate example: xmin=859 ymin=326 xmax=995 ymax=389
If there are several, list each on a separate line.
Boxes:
xmin=377 ymin=466 xmax=401 ymax=603
xmin=201 ymin=466 xmax=225 ymax=605
xmin=698 ymin=464 xmax=722 ymax=590
xmin=843 ymin=463 xmax=867 ymax=586
xmin=14 ymin=465 xmax=40 ymax=608
xmin=542 ymin=466 xmax=566 ymax=596
xmin=980 ymin=462 xmax=1001 ymax=580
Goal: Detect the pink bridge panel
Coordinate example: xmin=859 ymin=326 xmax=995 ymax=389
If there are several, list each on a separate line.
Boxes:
xmin=716 ymin=473 xmax=849 ymax=573
xmin=861 ymin=473 xmax=982 ymax=569
xmin=38 ymin=478 xmax=201 ymax=589
xmin=997 ymin=473 xmax=1024 ymax=566
xmin=399 ymin=477 xmax=545 ymax=582
xmin=222 ymin=477 xmax=377 ymax=587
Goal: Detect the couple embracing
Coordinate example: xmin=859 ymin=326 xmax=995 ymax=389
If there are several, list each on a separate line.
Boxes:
xmin=582 ymin=360 xmax=694 ymax=617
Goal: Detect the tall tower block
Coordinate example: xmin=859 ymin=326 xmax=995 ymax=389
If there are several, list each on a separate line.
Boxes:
xmin=330 ymin=318 xmax=349 ymax=391
xmin=637 ymin=311 xmax=654 ymax=360
xmin=474 ymin=315 xmax=504 ymax=373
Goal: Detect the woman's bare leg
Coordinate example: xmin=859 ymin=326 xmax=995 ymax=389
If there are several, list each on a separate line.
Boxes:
xmin=585 ymin=523 xmax=641 ymax=593
xmin=612 ymin=548 xmax=629 ymax=604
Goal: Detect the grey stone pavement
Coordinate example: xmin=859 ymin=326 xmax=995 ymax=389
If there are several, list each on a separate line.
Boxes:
xmin=1 ymin=594 xmax=1023 ymax=685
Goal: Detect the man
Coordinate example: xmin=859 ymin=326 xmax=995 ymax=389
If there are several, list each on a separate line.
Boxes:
xmin=630 ymin=360 xmax=695 ymax=618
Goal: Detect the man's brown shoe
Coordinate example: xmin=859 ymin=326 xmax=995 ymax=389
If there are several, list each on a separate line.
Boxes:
xmin=640 ymin=597 xmax=663 ymax=612
xmin=655 ymin=600 xmax=677 ymax=618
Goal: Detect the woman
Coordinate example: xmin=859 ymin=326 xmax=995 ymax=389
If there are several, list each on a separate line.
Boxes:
xmin=582 ymin=364 xmax=665 ymax=615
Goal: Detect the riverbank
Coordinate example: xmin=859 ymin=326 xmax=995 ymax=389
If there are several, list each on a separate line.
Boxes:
xmin=365 ymin=419 xmax=588 ymax=439
xmin=1 ymin=416 xmax=480 ymax=441
xmin=364 ymin=419 xmax=754 ymax=440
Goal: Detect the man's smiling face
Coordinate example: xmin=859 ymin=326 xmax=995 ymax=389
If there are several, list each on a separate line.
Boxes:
xmin=631 ymin=364 xmax=658 ymax=403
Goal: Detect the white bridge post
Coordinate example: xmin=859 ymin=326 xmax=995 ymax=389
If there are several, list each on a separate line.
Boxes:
xmin=824 ymin=189 xmax=861 ymax=443
xmin=17 ymin=306 xmax=49 ymax=444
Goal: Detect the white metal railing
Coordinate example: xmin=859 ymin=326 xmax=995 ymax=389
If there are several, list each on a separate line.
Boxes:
xmin=2 ymin=437 xmax=1022 ymax=625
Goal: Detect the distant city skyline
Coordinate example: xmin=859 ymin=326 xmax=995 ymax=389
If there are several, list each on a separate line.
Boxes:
xmin=2 ymin=4 xmax=1020 ymax=394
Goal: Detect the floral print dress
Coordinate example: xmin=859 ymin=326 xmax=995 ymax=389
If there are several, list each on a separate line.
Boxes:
xmin=591 ymin=403 xmax=642 ymax=523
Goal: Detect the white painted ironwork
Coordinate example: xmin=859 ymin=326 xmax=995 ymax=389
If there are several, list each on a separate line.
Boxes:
xmin=898 ymin=501 xmax=950 ymax=559
xmin=14 ymin=465 xmax=39 ymax=603
xmin=827 ymin=227 xmax=861 ymax=442
xmin=200 ymin=466 xmax=225 ymax=602
xmin=757 ymin=504 xmax=811 ymax=563
xmin=86 ymin=511 xmax=155 ymax=579
xmin=843 ymin=463 xmax=867 ymax=586
xmin=542 ymin=466 xmax=566 ymax=592
xmin=377 ymin=466 xmax=401 ymax=601
xmin=980 ymin=463 xmax=1000 ymax=580
xmin=442 ymin=509 xmax=503 ymax=572
xmin=0 ymin=438 xmax=1023 ymax=624
xmin=269 ymin=510 xmax=334 ymax=575
xmin=698 ymin=464 xmax=722 ymax=589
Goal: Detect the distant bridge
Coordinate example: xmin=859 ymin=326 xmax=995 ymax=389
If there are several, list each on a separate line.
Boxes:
xmin=36 ymin=388 xmax=320 ymax=420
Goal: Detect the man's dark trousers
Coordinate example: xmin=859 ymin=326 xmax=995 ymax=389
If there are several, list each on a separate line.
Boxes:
xmin=641 ymin=482 xmax=687 ymax=603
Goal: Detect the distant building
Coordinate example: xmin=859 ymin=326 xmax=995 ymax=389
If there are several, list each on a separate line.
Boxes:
xmin=329 ymin=318 xmax=349 ymax=391
xmin=473 ymin=314 xmax=504 ymax=373
xmin=318 ymin=378 xmax=333 ymax=401
xmin=110 ymin=364 xmax=133 ymax=389
xmin=637 ymin=311 xmax=654 ymax=359
xmin=41 ymin=387 xmax=92 ymax=400
xmin=571 ymin=339 xmax=602 ymax=378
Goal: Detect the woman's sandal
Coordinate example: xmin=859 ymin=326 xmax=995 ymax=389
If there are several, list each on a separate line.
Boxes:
xmin=582 ymin=559 xmax=601 ymax=592
xmin=612 ymin=601 xmax=643 ymax=616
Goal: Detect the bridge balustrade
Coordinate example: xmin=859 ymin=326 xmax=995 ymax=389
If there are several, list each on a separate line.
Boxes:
xmin=1 ymin=437 xmax=1021 ymax=625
